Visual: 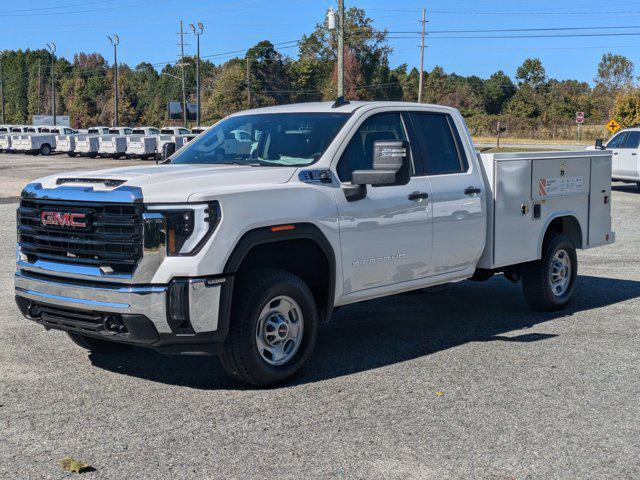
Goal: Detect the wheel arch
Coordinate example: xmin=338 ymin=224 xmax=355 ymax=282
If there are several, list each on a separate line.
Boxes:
xmin=223 ymin=223 xmax=336 ymax=322
xmin=538 ymin=213 xmax=583 ymax=258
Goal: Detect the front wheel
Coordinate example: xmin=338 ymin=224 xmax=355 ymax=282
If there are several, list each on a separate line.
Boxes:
xmin=220 ymin=270 xmax=318 ymax=387
xmin=522 ymin=232 xmax=577 ymax=311
xmin=67 ymin=332 xmax=131 ymax=353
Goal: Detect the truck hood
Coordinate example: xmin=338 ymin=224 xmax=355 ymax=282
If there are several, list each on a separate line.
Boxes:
xmin=34 ymin=164 xmax=298 ymax=203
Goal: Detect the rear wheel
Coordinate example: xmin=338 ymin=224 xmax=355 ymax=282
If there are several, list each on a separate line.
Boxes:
xmin=522 ymin=232 xmax=577 ymax=311
xmin=40 ymin=144 xmax=52 ymax=155
xmin=67 ymin=152 xmax=77 ymax=157
xmin=67 ymin=332 xmax=131 ymax=353
xmin=220 ymin=270 xmax=318 ymax=387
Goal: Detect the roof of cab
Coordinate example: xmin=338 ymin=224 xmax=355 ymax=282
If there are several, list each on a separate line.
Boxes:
xmin=228 ymin=100 xmax=457 ymax=116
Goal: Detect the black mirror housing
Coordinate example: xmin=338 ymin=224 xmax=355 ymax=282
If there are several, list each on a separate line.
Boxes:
xmin=161 ymin=142 xmax=176 ymax=162
xmin=595 ymin=138 xmax=604 ymax=150
xmin=351 ymin=140 xmax=411 ymax=187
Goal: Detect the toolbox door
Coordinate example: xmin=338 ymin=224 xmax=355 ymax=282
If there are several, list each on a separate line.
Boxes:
xmin=588 ymin=155 xmax=613 ymax=247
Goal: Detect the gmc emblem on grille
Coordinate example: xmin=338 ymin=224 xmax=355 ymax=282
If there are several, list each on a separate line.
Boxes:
xmin=41 ymin=210 xmax=88 ymax=228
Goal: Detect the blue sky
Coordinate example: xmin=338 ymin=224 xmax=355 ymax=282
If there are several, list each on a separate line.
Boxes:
xmin=3 ymin=0 xmax=640 ymax=84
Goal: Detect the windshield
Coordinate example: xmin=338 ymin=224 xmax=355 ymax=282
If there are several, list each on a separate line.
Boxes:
xmin=171 ymin=112 xmax=350 ymax=167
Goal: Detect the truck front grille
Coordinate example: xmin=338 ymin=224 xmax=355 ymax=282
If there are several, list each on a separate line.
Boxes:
xmin=17 ymin=198 xmax=144 ymax=274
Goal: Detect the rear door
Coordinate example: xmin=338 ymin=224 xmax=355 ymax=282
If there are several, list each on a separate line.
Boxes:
xmin=410 ymin=111 xmax=485 ymax=276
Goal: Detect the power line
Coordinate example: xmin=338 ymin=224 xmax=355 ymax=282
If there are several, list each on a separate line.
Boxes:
xmin=0 ymin=0 xmax=117 ymax=14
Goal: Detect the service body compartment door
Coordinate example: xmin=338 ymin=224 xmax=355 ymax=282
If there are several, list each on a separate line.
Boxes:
xmin=588 ymin=155 xmax=613 ymax=247
xmin=493 ymin=159 xmax=536 ymax=268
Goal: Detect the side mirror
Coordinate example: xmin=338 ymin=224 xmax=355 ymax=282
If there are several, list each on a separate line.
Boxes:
xmin=351 ymin=140 xmax=411 ymax=187
xmin=160 ymin=142 xmax=176 ymax=163
xmin=595 ymin=138 xmax=604 ymax=150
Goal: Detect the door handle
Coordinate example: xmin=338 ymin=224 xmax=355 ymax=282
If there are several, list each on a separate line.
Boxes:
xmin=632 ymin=153 xmax=637 ymax=156
xmin=464 ymin=186 xmax=481 ymax=195
xmin=613 ymin=152 xmax=619 ymax=155
xmin=407 ymin=191 xmax=429 ymax=201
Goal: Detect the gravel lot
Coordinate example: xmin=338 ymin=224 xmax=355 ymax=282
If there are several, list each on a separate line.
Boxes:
xmin=0 ymin=152 xmax=638 ymax=479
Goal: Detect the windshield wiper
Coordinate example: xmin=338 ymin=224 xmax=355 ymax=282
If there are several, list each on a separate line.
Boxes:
xmin=221 ymin=160 xmax=263 ymax=166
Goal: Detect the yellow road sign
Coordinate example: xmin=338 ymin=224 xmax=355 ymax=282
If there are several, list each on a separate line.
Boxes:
xmin=607 ymin=119 xmax=621 ymax=134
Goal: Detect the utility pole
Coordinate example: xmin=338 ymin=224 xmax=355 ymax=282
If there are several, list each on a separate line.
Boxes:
xmin=190 ymin=23 xmax=204 ymax=127
xmin=0 ymin=56 xmax=5 ymax=124
xmin=178 ymin=20 xmax=187 ymax=126
xmin=46 ymin=43 xmax=56 ymax=126
xmin=337 ymin=0 xmax=345 ymax=99
xmin=108 ymin=35 xmax=119 ymax=127
xmin=418 ymin=8 xmax=426 ymax=103
xmin=37 ymin=59 xmax=42 ymax=116
xmin=246 ymin=57 xmax=251 ymax=109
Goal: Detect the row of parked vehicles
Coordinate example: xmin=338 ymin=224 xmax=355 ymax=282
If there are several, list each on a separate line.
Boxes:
xmin=0 ymin=124 xmax=206 ymax=159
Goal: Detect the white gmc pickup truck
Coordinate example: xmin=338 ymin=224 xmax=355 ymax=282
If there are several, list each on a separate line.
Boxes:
xmin=14 ymin=101 xmax=614 ymax=386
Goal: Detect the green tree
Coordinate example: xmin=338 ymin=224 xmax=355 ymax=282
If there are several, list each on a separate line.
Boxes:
xmin=516 ymin=58 xmax=546 ymax=89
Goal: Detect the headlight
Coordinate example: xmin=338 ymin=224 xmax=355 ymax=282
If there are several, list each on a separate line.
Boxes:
xmin=147 ymin=202 xmax=220 ymax=256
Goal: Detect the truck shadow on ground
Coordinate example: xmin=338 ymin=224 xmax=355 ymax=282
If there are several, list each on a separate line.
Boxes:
xmin=88 ymin=274 xmax=640 ymax=389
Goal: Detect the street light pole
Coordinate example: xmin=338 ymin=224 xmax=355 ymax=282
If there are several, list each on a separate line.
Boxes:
xmin=190 ymin=23 xmax=204 ymax=127
xmin=108 ymin=35 xmax=120 ymax=127
xmin=46 ymin=43 xmax=57 ymax=126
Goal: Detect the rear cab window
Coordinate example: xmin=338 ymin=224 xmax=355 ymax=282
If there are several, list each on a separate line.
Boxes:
xmin=410 ymin=112 xmax=468 ymax=175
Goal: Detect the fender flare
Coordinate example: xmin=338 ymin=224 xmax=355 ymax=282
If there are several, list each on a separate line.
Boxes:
xmin=223 ymin=223 xmax=336 ymax=322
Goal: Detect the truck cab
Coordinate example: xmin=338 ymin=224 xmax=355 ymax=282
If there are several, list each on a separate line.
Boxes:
xmin=597 ymin=128 xmax=640 ymax=185
xmin=14 ymin=101 xmax=614 ymax=386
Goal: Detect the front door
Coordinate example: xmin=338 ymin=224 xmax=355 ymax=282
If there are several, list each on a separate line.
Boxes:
xmin=409 ymin=111 xmax=485 ymax=276
xmin=617 ymin=130 xmax=640 ymax=178
xmin=606 ymin=131 xmax=627 ymax=177
xmin=334 ymin=111 xmax=433 ymax=295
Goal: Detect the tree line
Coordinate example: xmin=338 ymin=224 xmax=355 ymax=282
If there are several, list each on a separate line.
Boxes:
xmin=0 ymin=7 xmax=637 ymax=139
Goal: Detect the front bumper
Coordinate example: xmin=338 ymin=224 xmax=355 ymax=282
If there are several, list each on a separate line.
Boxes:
xmin=15 ymin=269 xmax=232 ymax=354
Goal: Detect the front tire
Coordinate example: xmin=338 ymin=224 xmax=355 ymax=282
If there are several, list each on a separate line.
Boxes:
xmin=522 ymin=232 xmax=577 ymax=311
xmin=67 ymin=332 xmax=131 ymax=353
xmin=220 ymin=270 xmax=318 ymax=387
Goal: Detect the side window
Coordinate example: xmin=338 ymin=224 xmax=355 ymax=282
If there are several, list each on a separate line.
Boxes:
xmin=623 ymin=131 xmax=640 ymax=149
xmin=607 ymin=132 xmax=627 ymax=149
xmin=337 ymin=112 xmax=408 ymax=182
xmin=412 ymin=112 xmax=468 ymax=175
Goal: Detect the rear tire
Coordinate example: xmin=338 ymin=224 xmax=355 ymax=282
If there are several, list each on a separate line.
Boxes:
xmin=67 ymin=152 xmax=77 ymax=157
xmin=40 ymin=144 xmax=52 ymax=156
xmin=522 ymin=232 xmax=577 ymax=311
xmin=67 ymin=332 xmax=131 ymax=353
xmin=220 ymin=269 xmax=318 ymax=387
